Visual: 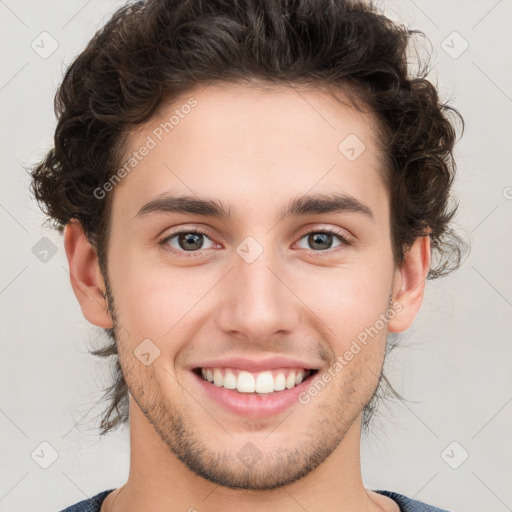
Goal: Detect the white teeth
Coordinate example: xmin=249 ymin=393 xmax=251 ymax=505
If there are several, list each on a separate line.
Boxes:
xmin=274 ymin=373 xmax=286 ymax=391
xmin=199 ymin=367 xmax=312 ymax=393
xmin=223 ymin=369 xmax=237 ymax=389
xmin=255 ymin=371 xmax=274 ymax=393
xmin=285 ymin=372 xmax=296 ymax=389
xmin=213 ymin=368 xmax=223 ymax=387
xmin=237 ymin=371 xmax=255 ymax=392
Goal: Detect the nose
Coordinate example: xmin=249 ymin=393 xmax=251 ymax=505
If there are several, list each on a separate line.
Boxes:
xmin=215 ymin=244 xmax=301 ymax=343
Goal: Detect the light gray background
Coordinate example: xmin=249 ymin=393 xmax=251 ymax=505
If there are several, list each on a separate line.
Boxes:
xmin=1 ymin=1 xmax=511 ymax=511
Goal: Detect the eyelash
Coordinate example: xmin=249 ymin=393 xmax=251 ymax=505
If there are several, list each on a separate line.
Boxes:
xmin=158 ymin=227 xmax=351 ymax=258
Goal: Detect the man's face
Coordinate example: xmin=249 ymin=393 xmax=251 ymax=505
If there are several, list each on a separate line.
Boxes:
xmin=104 ymin=83 xmax=399 ymax=489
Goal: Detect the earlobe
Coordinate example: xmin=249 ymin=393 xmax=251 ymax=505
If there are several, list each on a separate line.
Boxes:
xmin=63 ymin=220 xmax=113 ymax=328
xmin=388 ymin=235 xmax=431 ymax=333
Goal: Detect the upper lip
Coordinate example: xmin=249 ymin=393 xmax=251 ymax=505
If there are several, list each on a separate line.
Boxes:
xmin=191 ymin=356 xmax=319 ymax=373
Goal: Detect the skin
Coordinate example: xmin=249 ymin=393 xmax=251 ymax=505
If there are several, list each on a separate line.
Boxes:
xmin=64 ymin=82 xmax=430 ymax=512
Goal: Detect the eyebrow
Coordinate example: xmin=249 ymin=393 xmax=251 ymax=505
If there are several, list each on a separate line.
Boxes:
xmin=134 ymin=192 xmax=375 ymax=222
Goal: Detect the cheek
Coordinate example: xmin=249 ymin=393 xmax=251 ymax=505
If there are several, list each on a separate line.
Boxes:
xmin=115 ymin=278 xmax=181 ymax=340
xmin=307 ymin=264 xmax=392 ymax=338
xmin=108 ymin=250 xmax=214 ymax=342
xmin=107 ymin=246 xmax=171 ymax=337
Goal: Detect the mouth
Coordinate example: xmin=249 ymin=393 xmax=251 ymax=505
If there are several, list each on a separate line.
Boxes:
xmin=192 ymin=367 xmax=319 ymax=395
xmin=191 ymin=365 xmax=320 ymax=418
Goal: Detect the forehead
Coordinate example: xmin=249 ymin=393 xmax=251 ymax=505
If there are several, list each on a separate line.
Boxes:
xmin=111 ymin=82 xmax=388 ymax=220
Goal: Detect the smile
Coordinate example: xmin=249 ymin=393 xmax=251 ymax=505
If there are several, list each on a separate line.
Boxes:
xmin=195 ymin=367 xmax=318 ymax=394
xmin=191 ymin=366 xmax=320 ymax=418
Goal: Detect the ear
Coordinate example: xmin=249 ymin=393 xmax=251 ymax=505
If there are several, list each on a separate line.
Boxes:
xmin=388 ymin=235 xmax=431 ymax=333
xmin=63 ymin=219 xmax=113 ymax=328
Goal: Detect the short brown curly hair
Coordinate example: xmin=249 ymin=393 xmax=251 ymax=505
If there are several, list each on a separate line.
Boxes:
xmin=29 ymin=0 xmax=466 ymax=435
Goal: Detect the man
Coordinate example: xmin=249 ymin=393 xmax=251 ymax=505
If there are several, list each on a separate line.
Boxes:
xmin=30 ymin=0 xmax=465 ymax=510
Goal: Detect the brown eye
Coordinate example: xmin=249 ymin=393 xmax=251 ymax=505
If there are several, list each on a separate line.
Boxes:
xmin=296 ymin=229 xmax=350 ymax=252
xmin=160 ymin=229 xmax=215 ymax=255
xmin=176 ymin=232 xmax=206 ymax=251
xmin=307 ymin=232 xmax=334 ymax=250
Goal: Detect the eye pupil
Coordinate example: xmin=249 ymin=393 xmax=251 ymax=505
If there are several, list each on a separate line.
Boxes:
xmin=179 ymin=232 xmax=204 ymax=251
xmin=309 ymin=232 xmax=332 ymax=250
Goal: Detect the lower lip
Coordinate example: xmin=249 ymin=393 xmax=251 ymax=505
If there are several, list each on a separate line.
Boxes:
xmin=191 ymin=370 xmax=318 ymax=419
